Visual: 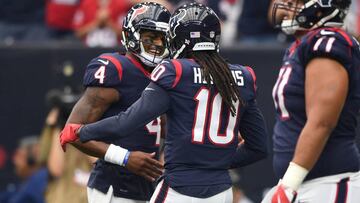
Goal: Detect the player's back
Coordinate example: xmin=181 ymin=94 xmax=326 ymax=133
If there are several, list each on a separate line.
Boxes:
xmin=83 ymin=52 xmax=160 ymax=200
xmin=272 ymin=27 xmax=360 ymax=180
xmin=151 ymin=58 xmax=257 ymax=197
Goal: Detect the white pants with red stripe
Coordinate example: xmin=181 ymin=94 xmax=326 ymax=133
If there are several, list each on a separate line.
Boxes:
xmin=261 ymin=171 xmax=360 ymax=203
xmin=87 ymin=186 xmax=148 ymax=203
xmin=150 ymin=180 xmax=233 ymax=203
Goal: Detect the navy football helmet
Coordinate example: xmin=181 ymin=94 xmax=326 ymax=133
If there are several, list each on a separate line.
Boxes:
xmin=272 ymin=0 xmax=351 ymax=34
xmin=122 ymin=2 xmax=171 ymax=67
xmin=168 ymin=3 xmax=221 ymax=59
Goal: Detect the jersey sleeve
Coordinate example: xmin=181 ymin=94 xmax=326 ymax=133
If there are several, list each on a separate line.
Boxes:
xmin=230 ymin=99 xmax=268 ymax=168
xmin=79 ymin=82 xmax=170 ymax=142
xmin=83 ymin=54 xmax=123 ymax=88
xmin=150 ymin=59 xmax=182 ymax=90
xmin=301 ymin=29 xmax=354 ymax=68
xmin=238 ymin=65 xmax=257 ymax=101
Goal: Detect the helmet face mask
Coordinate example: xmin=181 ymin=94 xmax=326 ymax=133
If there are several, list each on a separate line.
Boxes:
xmin=138 ymin=30 xmax=169 ymax=67
xmin=168 ymin=3 xmax=221 ymax=59
xmin=272 ymin=0 xmax=304 ymax=35
xmin=121 ymin=2 xmax=171 ymax=67
xmin=272 ymin=0 xmax=351 ymax=35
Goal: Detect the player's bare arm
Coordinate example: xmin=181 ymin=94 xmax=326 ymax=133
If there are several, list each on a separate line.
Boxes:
xmin=292 ymin=58 xmax=348 ymax=170
xmin=273 ymin=58 xmax=349 ymax=200
xmin=65 ymin=86 xmax=163 ymax=180
xmin=68 ymin=87 xmax=118 ymax=158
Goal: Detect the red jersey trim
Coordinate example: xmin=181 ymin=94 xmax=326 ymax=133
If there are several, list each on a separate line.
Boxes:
xmin=126 ymin=55 xmax=151 ymax=78
xmin=171 ymin=59 xmax=183 ymax=88
xmin=100 ymin=55 xmax=123 ymax=81
xmin=289 ymin=39 xmax=301 ymax=56
xmin=328 ymin=27 xmax=353 ymax=47
xmin=245 ymin=66 xmax=257 ymax=92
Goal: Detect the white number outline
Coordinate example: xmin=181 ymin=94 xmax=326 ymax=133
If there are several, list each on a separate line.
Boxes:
xmin=192 ymin=88 xmax=239 ymax=146
xmin=313 ymin=36 xmax=336 ymax=53
xmin=272 ymin=65 xmax=292 ymax=119
xmin=151 ymin=65 xmax=166 ymax=81
xmin=145 ymin=117 xmax=161 ymax=146
xmin=94 ymin=65 xmax=106 ymax=84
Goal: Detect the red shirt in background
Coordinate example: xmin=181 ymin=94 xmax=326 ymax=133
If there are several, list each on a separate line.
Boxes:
xmin=72 ymin=0 xmax=132 ymax=47
xmin=73 ymin=0 xmax=131 ymax=31
xmin=46 ymin=0 xmax=80 ymax=30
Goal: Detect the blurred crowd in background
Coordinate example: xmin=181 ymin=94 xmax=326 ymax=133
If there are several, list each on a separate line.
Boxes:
xmin=1 ymin=0 xmax=360 ymax=203
xmin=0 ymin=0 xmax=358 ymax=47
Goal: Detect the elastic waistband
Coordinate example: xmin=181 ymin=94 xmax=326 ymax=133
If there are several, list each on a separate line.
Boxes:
xmin=302 ymin=171 xmax=360 ymax=186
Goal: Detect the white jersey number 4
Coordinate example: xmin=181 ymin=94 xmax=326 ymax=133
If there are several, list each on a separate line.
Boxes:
xmin=146 ymin=117 xmax=161 ymax=146
xmin=94 ymin=65 xmax=106 ymax=84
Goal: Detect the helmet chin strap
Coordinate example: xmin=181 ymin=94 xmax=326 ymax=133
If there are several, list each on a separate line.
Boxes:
xmin=121 ymin=31 xmax=128 ymax=51
xmin=136 ymin=42 xmax=169 ymax=67
xmin=173 ymin=44 xmax=186 ymax=59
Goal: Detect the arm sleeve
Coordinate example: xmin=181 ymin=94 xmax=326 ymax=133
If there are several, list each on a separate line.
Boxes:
xmin=150 ymin=60 xmax=178 ymax=90
xmin=230 ymin=99 xmax=268 ymax=168
xmin=79 ymin=82 xmax=170 ymax=142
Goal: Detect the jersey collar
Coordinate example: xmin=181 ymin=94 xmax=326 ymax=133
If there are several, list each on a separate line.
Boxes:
xmin=126 ymin=54 xmax=151 ymax=78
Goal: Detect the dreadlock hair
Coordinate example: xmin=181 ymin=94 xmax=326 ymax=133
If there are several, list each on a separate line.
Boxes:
xmin=190 ymin=51 xmax=243 ymax=116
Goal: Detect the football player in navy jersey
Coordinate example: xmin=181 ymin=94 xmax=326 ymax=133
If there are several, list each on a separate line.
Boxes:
xmin=261 ymin=0 xmax=360 ymax=203
xmin=59 ymin=2 xmax=170 ymax=203
xmin=60 ymin=3 xmax=268 ymax=203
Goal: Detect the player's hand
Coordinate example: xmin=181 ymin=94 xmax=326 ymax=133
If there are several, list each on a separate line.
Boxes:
xmin=238 ymin=133 xmax=245 ymax=147
xmin=271 ymin=184 xmax=297 ymax=203
xmin=59 ymin=123 xmax=82 ymax=152
xmin=125 ymin=152 xmax=164 ymax=182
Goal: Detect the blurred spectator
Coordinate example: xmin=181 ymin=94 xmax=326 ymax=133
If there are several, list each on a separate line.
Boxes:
xmin=205 ymin=0 xmax=280 ymax=45
xmin=0 ymin=0 xmax=51 ymax=44
xmin=72 ymin=0 xmax=172 ymax=47
xmin=218 ymin=0 xmax=244 ymax=46
xmin=45 ymin=122 xmax=93 ymax=203
xmin=237 ymin=0 xmax=279 ymax=43
xmin=39 ymin=89 xmax=94 ymax=203
xmin=169 ymin=0 xmax=206 ymax=8
xmin=72 ymin=0 xmax=132 ymax=47
xmin=132 ymin=0 xmax=173 ymax=10
xmin=0 ymin=136 xmax=48 ymax=203
xmin=45 ymin=0 xmax=80 ymax=41
xmin=344 ymin=0 xmax=360 ymax=39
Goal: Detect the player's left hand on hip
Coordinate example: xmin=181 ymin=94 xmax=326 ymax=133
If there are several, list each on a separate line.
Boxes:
xmin=271 ymin=184 xmax=297 ymax=203
xmin=125 ymin=152 xmax=164 ymax=182
xmin=59 ymin=123 xmax=82 ymax=152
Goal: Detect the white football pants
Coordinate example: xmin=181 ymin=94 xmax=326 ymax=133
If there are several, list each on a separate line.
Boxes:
xmin=87 ymin=186 xmax=148 ymax=203
xmin=150 ymin=180 xmax=233 ymax=203
xmin=262 ymin=171 xmax=360 ymax=203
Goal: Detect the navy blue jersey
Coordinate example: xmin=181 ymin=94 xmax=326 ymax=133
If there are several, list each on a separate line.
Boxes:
xmin=80 ymin=58 xmax=267 ymax=198
xmin=83 ymin=53 xmax=161 ymax=200
xmin=151 ymin=59 xmax=266 ymax=195
xmin=272 ymin=27 xmax=360 ymax=180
